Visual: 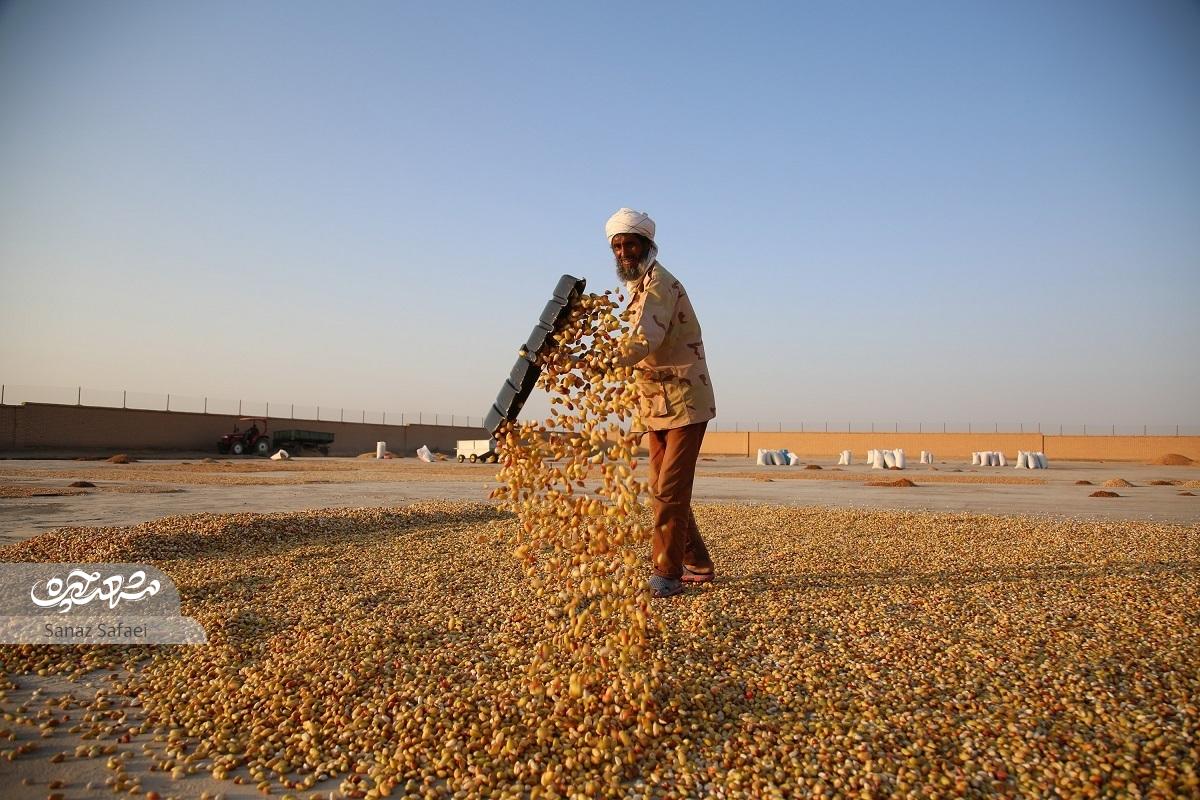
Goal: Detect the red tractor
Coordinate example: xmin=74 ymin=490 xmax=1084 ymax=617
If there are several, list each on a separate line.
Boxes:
xmin=217 ymin=417 xmax=272 ymax=456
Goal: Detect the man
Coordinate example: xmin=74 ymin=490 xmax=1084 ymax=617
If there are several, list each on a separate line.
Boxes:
xmin=606 ymin=208 xmax=716 ymax=598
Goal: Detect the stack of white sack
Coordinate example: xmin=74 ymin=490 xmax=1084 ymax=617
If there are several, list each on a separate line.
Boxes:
xmin=867 ymin=449 xmax=906 ymax=469
xmin=919 ymin=451 xmax=935 ymax=464
xmin=1015 ymin=451 xmax=1048 ymax=469
xmin=756 ymin=448 xmax=795 ymax=466
xmin=836 ymin=449 xmax=853 ymax=465
xmin=971 ymin=451 xmax=1008 ymax=467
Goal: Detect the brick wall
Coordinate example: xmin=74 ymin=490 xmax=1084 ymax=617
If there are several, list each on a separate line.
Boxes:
xmin=4 ymin=403 xmax=1197 ymax=462
xmin=1042 ymin=436 xmax=1200 ymax=462
xmin=700 ymin=432 xmax=747 ymax=456
xmin=2 ymin=404 xmax=486 ymax=457
xmin=698 ymin=428 xmax=1200 ymax=461
xmin=745 ymin=432 xmax=1045 ymax=460
xmin=0 ymin=406 xmax=15 ymax=450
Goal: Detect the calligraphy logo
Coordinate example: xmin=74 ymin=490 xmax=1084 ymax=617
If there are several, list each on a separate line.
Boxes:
xmin=31 ymin=569 xmax=162 ymax=613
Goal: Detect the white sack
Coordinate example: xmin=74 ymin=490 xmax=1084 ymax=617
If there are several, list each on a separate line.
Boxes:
xmin=416 ymin=445 xmax=434 ymax=463
xmin=883 ymin=451 xmax=897 ymax=469
xmin=894 ymin=449 xmax=906 ymax=469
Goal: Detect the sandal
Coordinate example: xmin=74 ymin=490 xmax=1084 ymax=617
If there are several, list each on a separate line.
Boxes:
xmin=681 ymin=565 xmax=714 ymax=584
xmin=649 ymin=575 xmax=685 ymax=598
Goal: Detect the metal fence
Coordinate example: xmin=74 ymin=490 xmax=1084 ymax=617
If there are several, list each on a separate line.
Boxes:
xmin=0 ymin=384 xmax=486 ymax=429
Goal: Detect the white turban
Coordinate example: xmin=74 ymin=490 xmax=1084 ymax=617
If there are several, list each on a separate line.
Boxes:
xmin=605 ymin=208 xmax=656 ymax=242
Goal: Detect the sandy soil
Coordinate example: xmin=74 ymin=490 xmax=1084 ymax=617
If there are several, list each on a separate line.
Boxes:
xmin=0 ymin=456 xmax=1196 ymax=545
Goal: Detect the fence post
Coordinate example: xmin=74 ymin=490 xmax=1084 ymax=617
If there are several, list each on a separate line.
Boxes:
xmin=1083 ymin=424 xmax=1086 ymax=436
xmin=436 ymin=414 xmax=440 ymax=426
xmin=734 ymin=422 xmax=738 ymax=432
xmin=1020 ymin=423 xmax=1023 ymax=433
xmin=756 ymin=422 xmax=760 ymax=432
xmin=77 ymin=386 xmax=81 ymax=406
xmin=317 ymin=406 xmax=321 ymax=419
xmin=968 ymin=423 xmax=971 ymax=433
xmin=895 ymin=422 xmax=899 ymax=433
xmin=266 ymin=402 xmax=269 ymax=417
xmin=0 ymin=384 xmax=4 ymax=405
xmin=1177 ymin=425 xmax=1180 ymax=437
xmin=419 ymin=412 xmax=422 ymax=424
xmin=943 ymin=422 xmax=946 ymax=433
xmin=362 ymin=410 xmax=365 ymax=424
xmin=871 ymin=422 xmax=874 ymax=433
xmin=123 ymin=390 xmax=127 ymax=409
xmin=1112 ymin=424 xmax=1115 ymax=436
xmin=383 ymin=412 xmax=386 ymax=425
xmin=166 ymin=394 xmax=170 ymax=411
xmin=994 ymin=422 xmax=998 ymax=433
xmin=238 ymin=399 xmax=242 ymax=415
xmin=204 ymin=397 xmax=207 ymax=414
xmin=402 ymin=413 xmax=405 ymax=425
xmin=919 ymin=422 xmax=922 ymax=433
xmin=340 ymin=408 xmax=343 ymax=422
xmin=291 ymin=404 xmax=294 ymax=419
xmin=1143 ymin=425 xmax=1146 ymax=436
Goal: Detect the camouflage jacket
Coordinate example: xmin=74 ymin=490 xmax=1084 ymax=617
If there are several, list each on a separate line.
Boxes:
xmin=617 ymin=262 xmax=717 ymax=432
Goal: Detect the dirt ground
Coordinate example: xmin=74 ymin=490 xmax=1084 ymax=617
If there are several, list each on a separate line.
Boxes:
xmin=0 ymin=455 xmax=1196 ymax=544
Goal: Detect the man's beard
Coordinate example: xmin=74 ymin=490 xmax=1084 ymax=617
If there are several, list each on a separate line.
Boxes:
xmin=615 ymin=244 xmax=657 ymax=282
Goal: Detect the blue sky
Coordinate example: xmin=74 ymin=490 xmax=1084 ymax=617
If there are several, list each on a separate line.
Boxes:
xmin=1 ymin=0 xmax=1197 ymax=429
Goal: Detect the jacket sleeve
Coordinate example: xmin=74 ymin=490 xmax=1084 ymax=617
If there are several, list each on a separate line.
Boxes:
xmin=615 ymin=276 xmax=673 ymax=367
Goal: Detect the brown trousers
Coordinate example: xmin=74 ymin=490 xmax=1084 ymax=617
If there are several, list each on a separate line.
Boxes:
xmin=645 ymin=421 xmax=713 ymax=580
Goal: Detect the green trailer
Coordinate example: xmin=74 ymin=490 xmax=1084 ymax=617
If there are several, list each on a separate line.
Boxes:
xmin=271 ymin=429 xmax=334 ymax=456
